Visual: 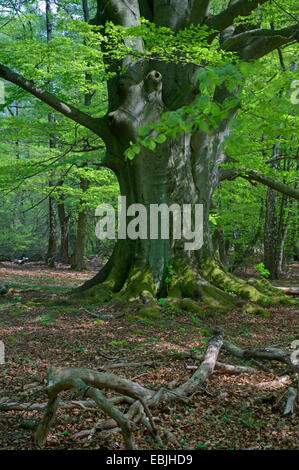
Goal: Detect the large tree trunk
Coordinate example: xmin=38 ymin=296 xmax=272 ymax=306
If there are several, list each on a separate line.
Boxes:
xmin=0 ymin=3 xmax=297 ymax=307
xmin=79 ymin=64 xmax=274 ymax=308
xmin=73 ymin=1 xmax=292 ymax=309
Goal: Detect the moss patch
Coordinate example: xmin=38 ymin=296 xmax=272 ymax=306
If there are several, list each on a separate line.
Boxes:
xmin=181 ymin=298 xmax=204 ymax=315
xmin=137 ymin=306 xmax=163 ymax=320
xmin=242 ymin=303 xmax=271 ymax=317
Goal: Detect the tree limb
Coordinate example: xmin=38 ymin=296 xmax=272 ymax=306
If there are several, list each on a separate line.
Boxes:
xmin=174 ymin=328 xmax=224 ymax=397
xmin=222 ymin=24 xmax=299 ymax=60
xmin=95 ymin=0 xmax=141 ymax=26
xmin=204 ymin=0 xmax=268 ymax=33
xmin=223 ymin=340 xmax=292 ymax=365
xmin=221 ymin=168 xmax=299 ymax=200
xmin=283 ymin=386 xmax=297 ymax=415
xmin=0 ymin=63 xmax=108 ymax=139
xmin=190 ymin=0 xmax=210 ymax=26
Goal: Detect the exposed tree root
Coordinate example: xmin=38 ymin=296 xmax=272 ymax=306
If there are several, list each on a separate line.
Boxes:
xmin=283 ymin=387 xmax=297 ymax=415
xmin=3 ymin=329 xmax=297 ymax=449
xmin=223 ymin=341 xmax=293 ymax=366
xmin=202 ymin=258 xmax=293 ymax=306
xmin=69 ymin=251 xmax=293 ymax=315
xmin=30 ymin=328 xmax=224 ymax=448
xmin=0 ymin=400 xmax=97 ymax=411
xmin=186 ymin=361 xmax=256 ymax=374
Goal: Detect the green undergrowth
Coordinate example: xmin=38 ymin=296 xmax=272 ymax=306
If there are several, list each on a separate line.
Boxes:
xmin=5 ymin=282 xmax=71 ymax=292
xmin=242 ymin=303 xmax=271 ymax=317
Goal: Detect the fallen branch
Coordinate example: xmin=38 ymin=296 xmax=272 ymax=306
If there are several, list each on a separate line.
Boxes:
xmin=0 ymin=396 xmax=134 ymax=412
xmin=223 ymin=341 xmax=291 ymax=365
xmin=283 ymin=387 xmax=297 ymax=415
xmin=186 ymin=361 xmax=256 ymax=374
xmin=253 ymin=376 xmax=291 ymax=389
xmin=30 ymin=329 xmax=225 ymax=448
xmin=97 ymin=361 xmax=154 ymax=370
xmin=0 ymin=399 xmax=96 ymax=411
xmin=275 ymin=287 xmax=299 ymax=297
xmin=174 ymin=328 xmax=224 ymax=397
xmin=251 ymin=359 xmax=275 ymax=375
xmin=34 ymin=372 xmax=137 ymax=450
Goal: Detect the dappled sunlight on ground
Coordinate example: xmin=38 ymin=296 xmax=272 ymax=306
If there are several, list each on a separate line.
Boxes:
xmin=0 ymin=264 xmax=298 ymax=450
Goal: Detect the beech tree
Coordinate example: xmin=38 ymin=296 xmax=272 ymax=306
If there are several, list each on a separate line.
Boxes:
xmin=0 ymin=0 xmax=298 ymax=311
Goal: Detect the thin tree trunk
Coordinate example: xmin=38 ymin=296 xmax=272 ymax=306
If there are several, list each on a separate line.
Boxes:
xmin=264 ymin=143 xmax=280 ymax=279
xmin=57 ymin=194 xmax=70 ymax=264
xmin=45 ymin=0 xmax=57 ymax=268
xmin=71 ymin=175 xmax=89 ymax=270
xmin=70 ymin=0 xmax=92 ymax=271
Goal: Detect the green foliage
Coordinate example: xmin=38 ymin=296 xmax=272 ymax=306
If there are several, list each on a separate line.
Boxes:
xmin=254 ymin=263 xmax=270 ymax=279
xmin=158 ymin=298 xmax=168 ymax=307
xmin=165 ymin=263 xmax=175 ymax=285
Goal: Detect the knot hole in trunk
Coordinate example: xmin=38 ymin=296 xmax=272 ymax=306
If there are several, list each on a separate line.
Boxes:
xmin=144 ymin=70 xmax=162 ymax=95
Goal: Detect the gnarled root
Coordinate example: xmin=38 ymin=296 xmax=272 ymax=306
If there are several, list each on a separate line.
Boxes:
xmin=283 ymin=387 xmax=297 ymax=416
xmin=34 ymin=365 xmax=154 ymax=450
xmin=10 ymin=329 xmax=296 ymax=449
xmin=33 ymin=328 xmax=224 ymax=448
xmin=223 ymin=341 xmax=293 ymax=366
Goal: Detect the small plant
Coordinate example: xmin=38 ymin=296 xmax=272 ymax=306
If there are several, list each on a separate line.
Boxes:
xmin=197 ymin=442 xmax=207 ymax=450
xmin=254 ymin=262 xmax=270 ymax=279
xmin=191 ymin=315 xmax=201 ymax=325
xmin=173 ymin=350 xmax=185 ymax=359
xmin=238 ymin=407 xmax=255 ymax=428
xmin=158 ymin=297 xmax=168 ymax=307
xmin=73 ymin=347 xmax=85 ymax=353
xmin=165 ymin=263 xmax=174 ymax=284
xmin=109 ymin=340 xmax=128 ymax=347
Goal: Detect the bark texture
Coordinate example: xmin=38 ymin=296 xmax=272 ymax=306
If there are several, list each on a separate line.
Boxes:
xmin=72 ymin=0 xmax=297 ymax=310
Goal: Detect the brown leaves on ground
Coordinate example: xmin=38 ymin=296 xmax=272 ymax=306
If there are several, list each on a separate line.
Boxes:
xmin=0 ymin=264 xmax=298 ymax=450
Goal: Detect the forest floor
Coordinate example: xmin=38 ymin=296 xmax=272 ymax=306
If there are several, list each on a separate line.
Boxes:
xmin=0 ymin=262 xmax=298 ymax=451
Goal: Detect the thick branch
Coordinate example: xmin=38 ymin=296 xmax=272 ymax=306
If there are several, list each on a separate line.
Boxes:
xmin=0 ymin=63 xmax=108 ymax=139
xmin=190 ymin=0 xmax=210 ymax=25
xmin=204 ymin=0 xmax=268 ymax=33
xmin=223 ymin=341 xmax=292 ymax=365
xmin=221 ymin=168 xmax=299 ymax=200
xmin=222 ymin=24 xmax=299 ymax=60
xmin=95 ymin=0 xmax=141 ymax=26
xmin=174 ymin=328 xmax=224 ymax=397
xmin=283 ymin=386 xmax=297 ymax=415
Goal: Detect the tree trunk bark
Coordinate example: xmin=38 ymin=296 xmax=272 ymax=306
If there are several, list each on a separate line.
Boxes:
xmin=45 ymin=0 xmax=57 ymax=269
xmin=76 ymin=1 xmax=290 ymax=309
xmin=264 ymin=141 xmax=282 ymax=279
xmin=46 ymin=182 xmax=57 ymax=268
xmin=264 ymin=186 xmax=279 ymax=279
xmin=71 ymin=176 xmax=89 ymax=270
xmin=79 ymin=103 xmax=275 ymax=307
xmin=57 ymin=197 xmax=70 ymax=264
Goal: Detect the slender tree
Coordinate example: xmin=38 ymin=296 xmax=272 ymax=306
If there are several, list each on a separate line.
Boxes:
xmin=71 ymin=0 xmax=93 ymax=271
xmin=45 ymin=0 xmax=57 ymax=268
